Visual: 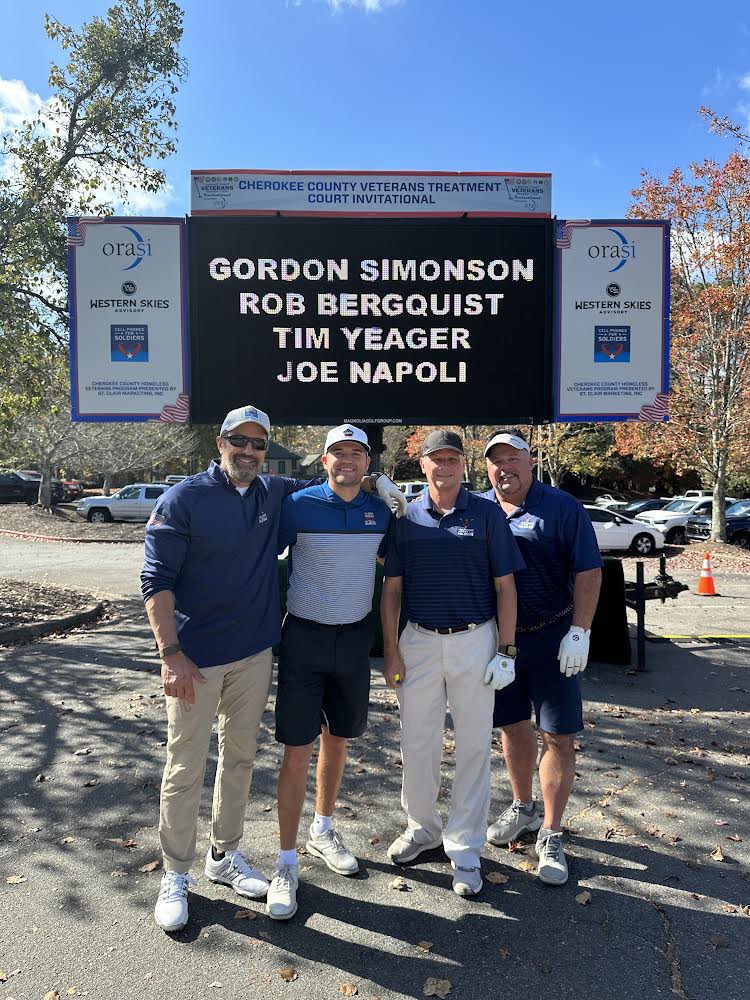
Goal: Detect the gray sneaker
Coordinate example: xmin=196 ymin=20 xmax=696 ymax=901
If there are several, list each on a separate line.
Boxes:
xmin=487 ymin=799 xmax=542 ymax=846
xmin=387 ymin=831 xmax=443 ymax=864
xmin=451 ymin=863 xmax=483 ymax=897
xmin=305 ymin=826 xmax=359 ymax=876
xmin=266 ymin=863 xmax=299 ymax=920
xmin=535 ymin=829 xmax=568 ymax=885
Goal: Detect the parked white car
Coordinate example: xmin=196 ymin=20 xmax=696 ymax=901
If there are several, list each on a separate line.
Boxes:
xmin=634 ymin=496 xmax=736 ymax=545
xmin=75 ymin=483 xmax=170 ymax=523
xmin=585 ymin=505 xmax=665 ymax=556
xmin=593 ymin=493 xmax=630 ymax=510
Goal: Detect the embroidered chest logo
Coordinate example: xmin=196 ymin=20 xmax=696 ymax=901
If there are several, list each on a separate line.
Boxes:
xmin=258 ymin=512 xmax=268 ymax=524
xmin=455 ymin=518 xmax=475 ymax=537
xmin=515 ymin=515 xmax=536 ymax=530
xmin=364 ymin=511 xmax=376 ymax=526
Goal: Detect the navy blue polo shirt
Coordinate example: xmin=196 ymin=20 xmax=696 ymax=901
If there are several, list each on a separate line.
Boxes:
xmin=481 ymin=479 xmax=602 ymax=628
xmin=278 ymin=483 xmax=391 ymax=625
xmin=141 ymin=461 xmax=314 ymax=668
xmin=384 ymin=487 xmax=525 ymax=628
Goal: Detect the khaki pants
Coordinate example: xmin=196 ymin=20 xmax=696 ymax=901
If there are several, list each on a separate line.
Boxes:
xmin=396 ymin=619 xmax=497 ymax=870
xmin=159 ymin=648 xmax=273 ymax=873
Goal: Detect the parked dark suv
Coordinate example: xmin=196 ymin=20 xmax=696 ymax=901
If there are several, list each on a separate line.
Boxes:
xmin=686 ymin=499 xmax=750 ymax=549
xmin=0 ymin=470 xmax=64 ymax=504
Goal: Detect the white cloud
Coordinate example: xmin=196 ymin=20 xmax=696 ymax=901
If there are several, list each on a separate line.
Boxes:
xmin=0 ymin=75 xmax=175 ymax=214
xmin=328 ymin=0 xmax=402 ymax=9
xmin=739 ymin=72 xmax=750 ymax=91
xmin=0 ymin=77 xmax=47 ymax=134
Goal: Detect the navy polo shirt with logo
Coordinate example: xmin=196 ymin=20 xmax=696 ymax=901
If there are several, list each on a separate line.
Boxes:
xmin=278 ymin=483 xmax=391 ymax=625
xmin=141 ymin=461 xmax=315 ymax=667
xmin=384 ymin=487 xmax=525 ymax=629
xmin=480 ymin=479 xmax=602 ymax=628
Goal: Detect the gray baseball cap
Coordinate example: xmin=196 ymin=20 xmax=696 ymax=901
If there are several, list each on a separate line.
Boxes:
xmin=421 ymin=429 xmax=464 ymax=456
xmin=220 ymin=404 xmax=271 ymax=437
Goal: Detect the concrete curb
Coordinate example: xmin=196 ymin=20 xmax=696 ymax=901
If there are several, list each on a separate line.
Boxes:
xmin=0 ymin=601 xmax=108 ymax=646
xmin=0 ymin=527 xmax=143 ymax=544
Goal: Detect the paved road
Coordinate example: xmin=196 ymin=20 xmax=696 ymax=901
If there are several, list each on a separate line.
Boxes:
xmin=1 ymin=542 xmax=749 ymax=999
xmin=0 ymin=534 xmax=144 ymax=598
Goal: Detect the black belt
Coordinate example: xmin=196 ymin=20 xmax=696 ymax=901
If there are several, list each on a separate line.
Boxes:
xmin=516 ymin=604 xmax=573 ymax=634
xmin=416 ymin=622 xmax=479 ymax=635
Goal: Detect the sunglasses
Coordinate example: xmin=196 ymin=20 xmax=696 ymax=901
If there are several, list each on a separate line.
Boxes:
xmin=223 ymin=434 xmax=269 ymax=451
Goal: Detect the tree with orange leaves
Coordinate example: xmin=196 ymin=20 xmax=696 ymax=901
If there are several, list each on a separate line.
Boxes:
xmin=616 ymin=150 xmax=750 ymax=541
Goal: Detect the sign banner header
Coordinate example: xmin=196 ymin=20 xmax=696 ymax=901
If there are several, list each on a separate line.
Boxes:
xmin=191 ymin=170 xmax=552 ymax=218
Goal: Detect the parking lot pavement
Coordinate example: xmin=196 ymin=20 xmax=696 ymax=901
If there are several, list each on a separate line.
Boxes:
xmin=1 ymin=604 xmax=748 ymax=1000
xmin=0 ymin=534 xmax=144 ymax=598
xmin=624 ymin=569 xmax=750 ymax=638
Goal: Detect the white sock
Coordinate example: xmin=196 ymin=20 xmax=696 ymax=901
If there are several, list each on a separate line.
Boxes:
xmin=278 ymin=849 xmax=297 ymax=867
xmin=312 ymin=812 xmax=333 ymax=835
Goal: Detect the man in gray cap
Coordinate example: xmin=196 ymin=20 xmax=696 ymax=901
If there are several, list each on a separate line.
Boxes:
xmin=142 ymin=406 xmax=406 ymax=932
xmin=381 ymin=429 xmax=524 ymax=897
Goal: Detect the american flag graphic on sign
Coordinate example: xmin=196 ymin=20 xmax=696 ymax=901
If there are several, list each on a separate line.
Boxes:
xmin=66 ymin=217 xmax=106 ymax=247
xmin=555 ymin=220 xmax=591 ymax=249
xmin=638 ymin=392 xmax=669 ymax=421
xmin=160 ymin=394 xmax=190 ymax=422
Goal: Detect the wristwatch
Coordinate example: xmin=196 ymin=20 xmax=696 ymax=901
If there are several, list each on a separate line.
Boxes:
xmin=497 ymin=644 xmax=518 ymax=658
xmin=159 ymin=642 xmax=182 ymax=658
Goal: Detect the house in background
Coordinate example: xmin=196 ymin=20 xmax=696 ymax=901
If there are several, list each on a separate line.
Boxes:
xmin=299 ymin=452 xmax=325 ymax=477
xmin=262 ymin=442 xmax=302 ymax=476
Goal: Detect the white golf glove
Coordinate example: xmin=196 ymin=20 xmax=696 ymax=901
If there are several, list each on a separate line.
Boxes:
xmin=374 ymin=473 xmax=408 ymax=518
xmin=483 ymin=652 xmax=516 ymax=691
xmin=558 ymin=626 xmax=591 ymax=677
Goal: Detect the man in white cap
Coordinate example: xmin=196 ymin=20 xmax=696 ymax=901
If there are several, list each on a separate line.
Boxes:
xmin=265 ymin=425 xmax=392 ymax=920
xmin=142 ymin=407 xmax=407 ymax=932
xmin=481 ymin=429 xmax=602 ymax=886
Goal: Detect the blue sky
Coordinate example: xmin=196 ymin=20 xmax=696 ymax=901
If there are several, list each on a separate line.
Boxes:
xmin=2 ymin=0 xmax=750 ymax=218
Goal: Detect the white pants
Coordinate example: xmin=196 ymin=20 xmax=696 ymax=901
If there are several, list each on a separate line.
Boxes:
xmin=396 ymin=619 xmax=497 ymax=869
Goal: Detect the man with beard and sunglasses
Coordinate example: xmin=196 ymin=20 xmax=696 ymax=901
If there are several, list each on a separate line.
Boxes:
xmin=481 ymin=430 xmax=601 ymax=886
xmin=142 ymin=404 xmax=407 ymax=932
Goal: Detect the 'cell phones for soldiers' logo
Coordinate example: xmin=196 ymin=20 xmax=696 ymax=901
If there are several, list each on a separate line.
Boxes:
xmin=594 ymin=325 xmax=630 ymax=363
xmin=111 ymin=324 xmax=149 ymax=362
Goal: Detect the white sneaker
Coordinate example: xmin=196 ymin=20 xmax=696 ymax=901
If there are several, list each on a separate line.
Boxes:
xmin=387 ymin=831 xmax=443 ymax=864
xmin=451 ymin=863 xmax=483 ymax=897
xmin=204 ymin=848 xmax=269 ymax=899
xmin=266 ymin=863 xmax=299 ymax=920
xmin=154 ymin=871 xmax=196 ymax=932
xmin=535 ymin=830 xmax=568 ymax=885
xmin=305 ymin=826 xmax=359 ymax=876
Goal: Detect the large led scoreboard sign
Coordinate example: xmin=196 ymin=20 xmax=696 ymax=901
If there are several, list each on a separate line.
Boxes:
xmin=189 ymin=217 xmax=553 ymax=425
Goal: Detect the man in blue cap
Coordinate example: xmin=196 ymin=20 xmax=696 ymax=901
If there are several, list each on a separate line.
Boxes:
xmin=481 ymin=429 xmax=602 ymax=886
xmin=142 ymin=406 xmax=406 ymax=932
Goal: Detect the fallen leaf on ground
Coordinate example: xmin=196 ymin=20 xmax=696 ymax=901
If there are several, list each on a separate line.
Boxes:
xmin=721 ymin=904 xmax=738 ymax=913
xmin=518 ymin=860 xmax=536 ymax=873
xmin=486 ymin=872 xmax=509 ymax=885
xmin=423 ymin=978 xmax=451 ymax=998
xmin=740 ymin=905 xmax=750 ymax=917
xmin=139 ymin=860 xmax=161 ymax=873
xmin=415 ymin=941 xmax=433 ymax=952
xmin=575 ymin=891 xmax=592 ymax=905
xmin=43 ymin=992 xmax=59 ymax=1000
xmin=0 ymin=971 xmax=7 ymax=983
xmin=499 ymin=949 xmax=510 ymax=960
xmin=67 ymin=988 xmax=77 ymax=995
xmin=710 ymin=845 xmax=725 ymax=862
xmin=539 ymin=960 xmax=552 ymax=975
xmin=60 ymin=837 xmax=74 ymax=845
xmin=73 ymin=748 xmax=91 ymax=756
xmin=110 ymin=869 xmax=128 ymax=878
xmin=6 ymin=875 xmax=26 ymax=884
xmin=278 ymin=967 xmax=298 ymax=982
xmin=340 ymin=984 xmax=358 ymax=996
xmin=35 ymin=773 xmax=48 ymax=782
xmin=391 ymin=877 xmax=411 ymax=891
xmin=708 ymin=934 xmax=729 ymax=950
xmin=368 ymin=836 xmax=380 ymax=845
xmin=208 ymin=983 xmax=222 ymax=989
xmin=82 ymin=779 xmax=98 ymax=787
xmin=108 ymin=838 xmax=138 ymax=849
xmin=726 ymin=834 xmax=742 ymax=842
xmin=234 ymin=909 xmax=257 ymax=920
xmin=714 ymin=820 xmax=729 ymax=827
xmin=506 ymin=840 xmax=525 ymax=854
xmin=262 ymin=805 xmax=272 ymax=812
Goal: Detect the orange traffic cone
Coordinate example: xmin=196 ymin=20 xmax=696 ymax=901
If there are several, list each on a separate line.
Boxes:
xmin=696 ymin=552 xmax=718 ymax=596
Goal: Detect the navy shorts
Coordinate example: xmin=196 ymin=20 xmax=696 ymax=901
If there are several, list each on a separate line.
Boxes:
xmin=493 ymin=617 xmax=583 ymax=735
xmin=275 ymin=612 xmax=373 ymax=746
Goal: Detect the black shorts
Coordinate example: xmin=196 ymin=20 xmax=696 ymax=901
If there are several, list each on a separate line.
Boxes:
xmin=275 ymin=612 xmax=373 ymax=746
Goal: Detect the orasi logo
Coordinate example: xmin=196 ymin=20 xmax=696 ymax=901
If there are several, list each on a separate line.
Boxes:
xmin=587 ymin=228 xmax=636 ymax=273
xmin=101 ymin=225 xmax=153 ymax=271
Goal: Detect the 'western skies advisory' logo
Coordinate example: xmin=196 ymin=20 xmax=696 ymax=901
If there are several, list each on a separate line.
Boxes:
xmin=111 ymin=324 xmax=149 ymax=361
xmin=102 ymin=225 xmax=152 ymax=271
xmin=588 ymin=229 xmax=636 ymax=272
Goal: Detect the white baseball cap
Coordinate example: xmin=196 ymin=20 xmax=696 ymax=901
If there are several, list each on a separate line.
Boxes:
xmin=484 ymin=432 xmax=531 ymax=457
xmin=324 ymin=423 xmax=370 ymax=454
xmin=220 ymin=404 xmax=271 ymax=437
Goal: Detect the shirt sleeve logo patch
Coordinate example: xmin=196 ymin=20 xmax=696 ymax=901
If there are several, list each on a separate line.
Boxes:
xmin=147 ymin=512 xmax=165 ymax=528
